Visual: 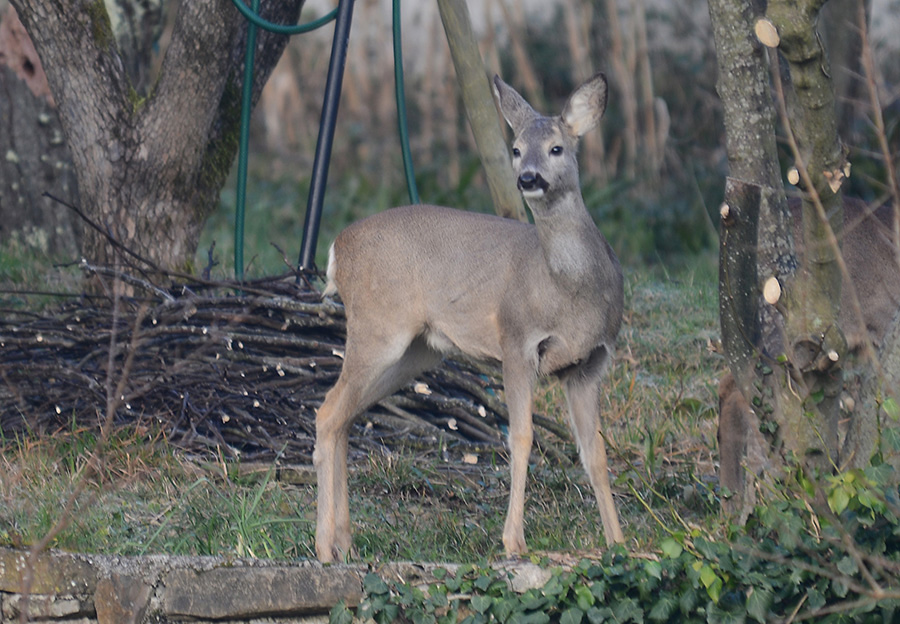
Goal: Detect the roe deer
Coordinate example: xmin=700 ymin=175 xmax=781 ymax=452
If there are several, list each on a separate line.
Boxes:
xmin=718 ymin=197 xmax=900 ymax=515
xmin=313 ymin=73 xmax=625 ymax=562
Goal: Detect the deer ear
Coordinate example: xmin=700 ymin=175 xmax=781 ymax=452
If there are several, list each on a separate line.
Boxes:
xmin=493 ymin=75 xmax=538 ymax=135
xmin=561 ymin=73 xmax=608 ymax=138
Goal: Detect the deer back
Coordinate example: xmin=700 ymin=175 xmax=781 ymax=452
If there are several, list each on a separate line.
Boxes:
xmin=328 ymin=203 xmax=621 ymax=375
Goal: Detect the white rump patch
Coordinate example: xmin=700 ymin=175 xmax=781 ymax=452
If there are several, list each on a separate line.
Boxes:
xmin=323 ymin=243 xmax=338 ymax=297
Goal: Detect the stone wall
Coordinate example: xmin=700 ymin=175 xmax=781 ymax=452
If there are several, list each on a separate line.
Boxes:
xmin=1 ymin=547 xmax=365 ymax=623
xmin=0 ymin=547 xmax=553 ymax=623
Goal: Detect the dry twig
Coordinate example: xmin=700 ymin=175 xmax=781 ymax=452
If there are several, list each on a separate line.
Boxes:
xmin=1 ymin=269 xmax=574 ymax=466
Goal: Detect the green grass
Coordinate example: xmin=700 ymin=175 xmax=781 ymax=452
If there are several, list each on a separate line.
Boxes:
xmin=0 ymin=424 xmax=317 ymax=559
xmin=0 ymin=249 xmax=725 ymax=562
xmin=0 ymin=235 xmax=82 ymax=309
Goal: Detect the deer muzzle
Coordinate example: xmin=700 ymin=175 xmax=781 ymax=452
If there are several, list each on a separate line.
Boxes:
xmin=518 ymin=172 xmax=550 ymax=196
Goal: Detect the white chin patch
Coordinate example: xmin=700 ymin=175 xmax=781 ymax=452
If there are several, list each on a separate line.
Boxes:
xmin=522 ymin=189 xmax=545 ymax=199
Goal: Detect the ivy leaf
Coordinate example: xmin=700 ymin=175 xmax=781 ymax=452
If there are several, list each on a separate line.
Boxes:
xmin=376 ymin=603 xmax=399 ymax=624
xmin=493 ymin=597 xmax=516 ymax=622
xmin=884 ymin=426 xmax=900 ymax=452
xmin=883 ymin=397 xmax=900 ymax=421
xmin=470 ymin=594 xmax=492 ymax=614
xmin=707 ymin=601 xmax=745 ymax=624
xmin=857 ymin=488 xmax=883 ymax=513
xmin=521 ymin=589 xmax=548 ymax=612
xmin=648 ymin=596 xmax=677 ymax=621
xmin=409 ymin=607 xmax=435 ymax=624
xmin=707 ymin=577 xmax=724 ymax=604
xmin=612 ymin=597 xmax=643 ymax=623
xmin=560 ymin=607 xmax=585 ymax=624
xmin=543 ymin=574 xmax=564 ymax=597
xmin=474 ymin=572 xmax=494 ymax=591
xmin=746 ymin=586 xmax=773 ymax=623
xmin=695 ymin=537 xmax=720 ymax=560
xmin=329 ymin=601 xmax=355 ymax=624
xmin=832 ymin=578 xmax=850 ymax=599
xmin=806 ymin=587 xmax=826 ymax=610
xmin=520 ymin=612 xmax=552 ymax=624
xmin=828 ymin=485 xmax=851 ymax=515
xmin=645 ymin=560 xmax=663 ymax=580
xmin=363 ymin=573 xmax=390 ymax=595
xmin=590 ymin=581 xmax=607 ymax=602
xmin=699 ymin=564 xmax=718 ymax=588
xmin=660 ymin=537 xmax=683 ymax=559
xmin=575 ymin=585 xmax=595 ymax=611
xmin=699 ymin=565 xmax=723 ymax=603
xmin=836 ymin=555 xmax=858 ymax=576
xmin=444 ymin=567 xmax=466 ymax=592
xmin=679 ymin=587 xmax=699 ymax=614
xmin=587 ymin=606 xmax=613 ymax=623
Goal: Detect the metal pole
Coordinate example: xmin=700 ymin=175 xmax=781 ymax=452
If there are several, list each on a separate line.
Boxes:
xmin=393 ymin=0 xmax=419 ymax=205
xmin=234 ymin=0 xmax=260 ymax=281
xmin=298 ymin=0 xmax=356 ymax=273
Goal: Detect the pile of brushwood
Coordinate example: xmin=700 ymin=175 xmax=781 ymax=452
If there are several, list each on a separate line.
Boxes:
xmin=0 ymin=263 xmax=575 ymax=466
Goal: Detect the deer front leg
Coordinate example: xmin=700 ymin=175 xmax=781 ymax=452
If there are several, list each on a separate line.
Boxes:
xmin=564 ymin=360 xmax=625 ymax=546
xmin=501 ymin=362 xmax=535 ymax=557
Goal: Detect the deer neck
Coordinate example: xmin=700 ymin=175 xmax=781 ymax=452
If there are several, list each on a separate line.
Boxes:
xmin=528 ymin=190 xmax=608 ymax=287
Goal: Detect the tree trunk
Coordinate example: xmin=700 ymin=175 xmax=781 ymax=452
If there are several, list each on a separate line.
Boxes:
xmin=710 ymin=0 xmax=796 ymax=520
xmin=8 ymin=0 xmax=304 ymax=277
xmin=0 ymin=4 xmax=80 ymax=257
xmin=437 ymin=0 xmax=525 ymax=222
xmin=765 ymin=0 xmax=847 ymax=467
xmin=711 ymin=0 xmax=851 ymax=520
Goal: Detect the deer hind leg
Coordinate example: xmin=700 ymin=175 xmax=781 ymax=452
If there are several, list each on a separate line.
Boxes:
xmin=501 ymin=359 xmax=536 ymax=557
xmin=314 ymin=331 xmax=442 ymax=562
xmin=314 ymin=380 xmax=355 ymax=562
xmin=563 ymin=347 xmax=624 ymax=546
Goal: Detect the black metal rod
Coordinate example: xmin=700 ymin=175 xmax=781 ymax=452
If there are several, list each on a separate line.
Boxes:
xmin=298 ymin=0 xmax=356 ymax=273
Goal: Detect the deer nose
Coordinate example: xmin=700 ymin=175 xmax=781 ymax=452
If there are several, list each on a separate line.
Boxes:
xmin=518 ymin=172 xmax=549 ymax=194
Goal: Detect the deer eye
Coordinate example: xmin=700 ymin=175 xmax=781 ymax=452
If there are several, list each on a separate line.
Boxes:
xmin=512 ymin=147 xmax=521 ymax=158
xmin=550 ymin=145 xmax=563 ymax=156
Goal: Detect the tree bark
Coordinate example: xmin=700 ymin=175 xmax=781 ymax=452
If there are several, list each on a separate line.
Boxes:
xmin=711 ymin=0 xmax=853 ymax=519
xmin=710 ymin=0 xmax=796 ymax=520
xmin=0 ymin=4 xmax=80 ymax=257
xmin=765 ymin=0 xmax=847 ymax=467
xmin=8 ymin=0 xmax=304 ymax=276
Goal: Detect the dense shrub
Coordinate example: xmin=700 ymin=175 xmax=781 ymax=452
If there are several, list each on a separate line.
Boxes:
xmin=336 ymin=462 xmax=900 ymax=623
